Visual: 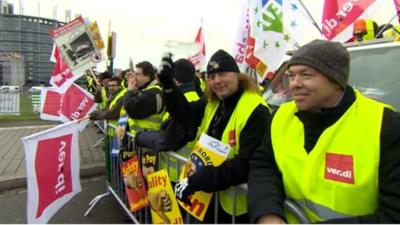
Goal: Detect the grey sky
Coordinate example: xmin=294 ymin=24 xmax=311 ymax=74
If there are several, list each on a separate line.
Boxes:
xmin=7 ymin=0 xmax=397 ymax=71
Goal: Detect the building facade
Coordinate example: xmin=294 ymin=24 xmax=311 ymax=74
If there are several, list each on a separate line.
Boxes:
xmin=0 ymin=0 xmax=64 ymax=87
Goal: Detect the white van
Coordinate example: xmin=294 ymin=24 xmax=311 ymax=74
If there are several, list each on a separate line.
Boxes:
xmin=345 ymin=38 xmax=400 ymax=110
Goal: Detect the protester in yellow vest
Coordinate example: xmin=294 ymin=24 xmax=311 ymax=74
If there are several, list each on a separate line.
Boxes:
xmin=157 ymin=50 xmax=271 ymax=223
xmin=89 ymin=77 xmax=126 ymax=126
xmin=248 ymin=39 xmax=400 ymax=223
xmin=135 ymin=59 xmax=200 ymax=150
xmin=89 ymin=76 xmax=126 ymax=181
xmin=93 ymin=71 xmax=111 ymax=110
xmin=85 ymin=72 xmax=97 ymax=94
xmin=135 ymin=59 xmax=201 ymax=182
xmin=383 ymin=24 xmax=400 ymax=39
xmin=123 ymin=61 xmax=165 ymax=135
xmin=120 ymin=68 xmax=134 ymax=90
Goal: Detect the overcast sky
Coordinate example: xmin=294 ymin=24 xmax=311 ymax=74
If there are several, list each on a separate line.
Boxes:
xmin=6 ymin=0 xmax=397 ymax=71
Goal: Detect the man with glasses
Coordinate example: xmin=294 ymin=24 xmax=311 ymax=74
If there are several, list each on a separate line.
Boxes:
xmin=122 ymin=61 xmax=165 ymax=135
xmin=89 ymin=77 xmax=126 ymax=121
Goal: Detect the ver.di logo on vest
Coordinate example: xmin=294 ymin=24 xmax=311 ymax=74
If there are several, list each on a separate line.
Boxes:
xmin=325 ymin=153 xmax=354 ymax=184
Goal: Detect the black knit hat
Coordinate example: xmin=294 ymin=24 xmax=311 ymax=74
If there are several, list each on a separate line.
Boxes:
xmin=100 ymin=71 xmax=111 ymax=80
xmin=207 ymin=49 xmax=240 ymax=75
xmin=287 ymin=39 xmax=350 ymax=89
xmin=173 ymin=59 xmax=195 ymax=83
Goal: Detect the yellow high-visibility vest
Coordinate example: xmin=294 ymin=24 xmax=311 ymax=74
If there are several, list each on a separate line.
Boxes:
xmin=271 ymin=90 xmax=390 ymax=223
xmin=100 ymin=87 xmax=108 ymax=110
xmin=383 ymin=25 xmax=400 ymax=38
xmin=198 ymin=90 xmax=268 ymax=216
xmin=106 ymin=89 xmax=127 ymax=136
xmin=160 ymin=90 xmax=200 ymax=182
xmin=127 ymin=82 xmax=165 ymax=135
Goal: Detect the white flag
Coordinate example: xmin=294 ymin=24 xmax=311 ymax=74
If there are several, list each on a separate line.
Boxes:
xmin=22 ymin=122 xmax=81 ymax=224
xmin=250 ymin=0 xmax=292 ymax=79
xmin=249 ymin=0 xmax=315 ymax=81
xmin=282 ymin=0 xmax=317 ymax=41
xmin=233 ymin=0 xmax=251 ymax=69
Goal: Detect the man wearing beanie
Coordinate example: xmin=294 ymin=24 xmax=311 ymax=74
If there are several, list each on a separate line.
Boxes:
xmin=157 ymin=49 xmax=271 ymax=223
xmin=248 ymin=39 xmax=400 ymax=223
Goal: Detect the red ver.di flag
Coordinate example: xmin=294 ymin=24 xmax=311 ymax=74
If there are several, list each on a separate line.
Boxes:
xmin=321 ymin=0 xmax=385 ymax=42
xmin=59 ymin=83 xmax=96 ymax=127
xmin=22 ymin=122 xmax=81 ymax=224
xmin=49 ymin=45 xmax=75 ymax=92
xmin=40 ymin=87 xmax=62 ymax=121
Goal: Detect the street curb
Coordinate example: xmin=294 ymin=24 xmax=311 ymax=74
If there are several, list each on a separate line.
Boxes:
xmin=0 ymin=163 xmax=105 ymax=192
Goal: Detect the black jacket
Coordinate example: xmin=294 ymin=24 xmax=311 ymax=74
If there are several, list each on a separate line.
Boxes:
xmin=164 ymin=86 xmax=271 ymax=192
xmin=135 ymin=82 xmax=200 ymax=152
xmin=248 ymin=86 xmax=400 ymax=223
xmin=90 ymin=88 xmax=124 ymax=121
xmin=123 ymin=79 xmax=164 ymax=119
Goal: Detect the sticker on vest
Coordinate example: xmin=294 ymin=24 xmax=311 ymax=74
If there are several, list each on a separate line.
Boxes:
xmin=228 ymin=130 xmax=236 ymax=147
xmin=325 ymin=153 xmax=354 ymax=184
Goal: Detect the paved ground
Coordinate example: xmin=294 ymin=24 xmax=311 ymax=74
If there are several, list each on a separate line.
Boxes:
xmin=0 ymin=175 xmax=128 ymax=224
xmin=0 ymin=121 xmax=106 ymax=191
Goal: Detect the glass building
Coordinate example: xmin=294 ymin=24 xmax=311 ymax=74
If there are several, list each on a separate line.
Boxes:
xmin=0 ymin=0 xmax=65 ymax=87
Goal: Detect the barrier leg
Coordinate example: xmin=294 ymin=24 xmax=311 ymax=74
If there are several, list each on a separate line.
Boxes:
xmin=84 ymin=190 xmax=111 ymax=216
xmin=92 ymin=137 xmax=104 ymax=149
xmin=107 ymin=186 xmax=140 ymax=224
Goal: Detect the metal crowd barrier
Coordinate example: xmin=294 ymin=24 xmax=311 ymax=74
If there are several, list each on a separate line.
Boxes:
xmin=84 ymin=123 xmax=309 ymax=223
xmin=0 ymin=92 xmax=20 ymax=115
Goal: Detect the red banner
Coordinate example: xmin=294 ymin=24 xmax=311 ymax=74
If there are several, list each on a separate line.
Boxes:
xmin=22 ymin=122 xmax=81 ymax=223
xmin=188 ymin=23 xmax=206 ymax=70
xmin=35 ymin=134 xmax=73 ymax=217
xmin=50 ymin=46 xmax=75 ymax=89
xmin=322 ymin=0 xmax=376 ymax=41
xmin=41 ymin=89 xmax=62 ymax=120
xmin=394 ymin=0 xmax=400 ymax=23
xmin=60 ymin=84 xmax=95 ymax=122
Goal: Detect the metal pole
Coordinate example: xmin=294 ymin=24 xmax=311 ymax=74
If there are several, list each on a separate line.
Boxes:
xmin=298 ymin=0 xmax=324 ymax=35
xmin=109 ymin=59 xmax=114 ymax=76
xmin=375 ymin=13 xmax=400 ymax=38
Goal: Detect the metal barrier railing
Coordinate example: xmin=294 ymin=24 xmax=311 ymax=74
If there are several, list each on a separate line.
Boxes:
xmin=0 ymin=92 xmax=20 ymax=115
xmin=84 ymin=123 xmax=309 ymax=223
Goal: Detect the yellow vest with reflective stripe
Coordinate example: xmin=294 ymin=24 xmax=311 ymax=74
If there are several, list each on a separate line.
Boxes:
xmin=100 ymin=87 xmax=108 ymax=110
xmin=160 ymin=90 xmax=200 ymax=182
xmin=127 ymin=83 xmax=165 ymax=135
xmin=107 ymin=89 xmax=127 ymax=136
xmin=271 ymin=91 xmax=388 ymax=223
xmin=383 ymin=25 xmax=400 ymax=38
xmin=198 ymin=90 xmax=268 ymax=216
xmin=363 ymin=20 xmax=376 ymax=40
xmin=200 ymin=79 xmax=206 ymax=91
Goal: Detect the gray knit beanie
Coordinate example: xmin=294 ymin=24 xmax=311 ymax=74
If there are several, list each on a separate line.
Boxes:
xmin=287 ymin=39 xmax=350 ymax=89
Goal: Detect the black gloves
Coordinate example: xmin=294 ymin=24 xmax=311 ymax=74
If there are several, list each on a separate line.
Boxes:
xmin=174 ymin=177 xmax=195 ymax=205
xmin=157 ymin=52 xmax=175 ymax=90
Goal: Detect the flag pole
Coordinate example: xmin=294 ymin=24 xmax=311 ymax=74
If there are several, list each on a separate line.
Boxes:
xmin=298 ymin=0 xmax=324 ymax=35
xmin=375 ymin=12 xmax=400 ymax=38
xmin=86 ymin=68 xmax=100 ymax=87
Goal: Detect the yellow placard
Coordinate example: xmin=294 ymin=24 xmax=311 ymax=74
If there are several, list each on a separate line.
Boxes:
xmin=88 ymin=21 xmax=105 ymax=49
xmin=177 ymin=133 xmax=230 ymax=221
xmin=147 ymin=170 xmax=183 ymax=224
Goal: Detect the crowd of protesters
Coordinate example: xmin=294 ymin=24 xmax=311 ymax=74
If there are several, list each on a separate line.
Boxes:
xmin=85 ymin=34 xmax=400 ymax=223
